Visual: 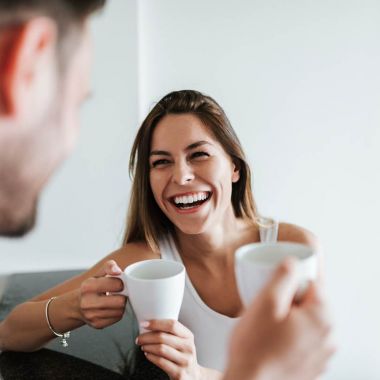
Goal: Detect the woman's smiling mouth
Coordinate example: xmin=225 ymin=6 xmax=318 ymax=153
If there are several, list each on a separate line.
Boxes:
xmin=169 ymin=191 xmax=212 ymax=211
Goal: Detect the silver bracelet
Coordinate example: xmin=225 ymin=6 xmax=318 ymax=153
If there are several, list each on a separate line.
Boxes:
xmin=45 ymin=296 xmax=71 ymax=347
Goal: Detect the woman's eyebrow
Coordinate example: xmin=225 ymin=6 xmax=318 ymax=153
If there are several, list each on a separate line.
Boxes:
xmin=150 ymin=150 xmax=170 ymax=157
xmin=150 ymin=141 xmax=212 ymax=156
xmin=186 ymin=140 xmax=212 ymax=151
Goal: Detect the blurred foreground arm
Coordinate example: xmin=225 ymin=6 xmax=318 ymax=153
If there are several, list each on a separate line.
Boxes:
xmin=224 ymin=259 xmax=336 ymax=380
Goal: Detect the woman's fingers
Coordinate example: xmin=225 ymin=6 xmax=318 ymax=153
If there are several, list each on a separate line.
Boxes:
xmin=81 ymin=276 xmax=124 ymax=294
xmin=136 ymin=320 xmax=200 ymax=379
xmin=94 ymin=260 xmax=122 ymax=277
xmin=142 ymin=319 xmax=192 ymax=339
xmin=80 ymin=295 xmax=126 ymax=328
xmin=87 ymin=316 xmax=125 ymax=330
xmin=82 ymin=307 xmax=125 ymax=320
xmin=76 ymin=261 xmax=127 ymax=329
xmin=143 ymin=351 xmax=181 ymax=379
xmin=137 ymin=331 xmax=193 ymax=353
xmin=81 ymin=293 xmax=126 ymax=310
xmin=141 ymin=343 xmax=189 ymax=366
xmin=137 ymin=320 xmax=194 ymax=353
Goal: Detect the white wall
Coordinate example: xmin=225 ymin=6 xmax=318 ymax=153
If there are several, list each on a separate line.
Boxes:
xmin=0 ymin=0 xmax=379 ymax=378
xmin=0 ymin=1 xmax=138 ymax=272
xmin=138 ymin=0 xmax=380 ymax=379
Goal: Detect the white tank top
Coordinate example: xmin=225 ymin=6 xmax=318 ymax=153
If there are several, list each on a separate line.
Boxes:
xmin=158 ymin=219 xmax=278 ymax=372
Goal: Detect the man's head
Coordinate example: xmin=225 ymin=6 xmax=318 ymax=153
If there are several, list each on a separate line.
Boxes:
xmin=0 ymin=0 xmax=105 ymax=237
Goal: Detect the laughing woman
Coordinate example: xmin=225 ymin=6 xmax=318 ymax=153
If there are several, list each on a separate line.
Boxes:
xmin=0 ymin=90 xmax=319 ymax=379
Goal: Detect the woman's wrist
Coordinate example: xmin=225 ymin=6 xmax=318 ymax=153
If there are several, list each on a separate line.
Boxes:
xmin=66 ymin=288 xmax=85 ymax=322
xmin=47 ymin=290 xmax=85 ymax=332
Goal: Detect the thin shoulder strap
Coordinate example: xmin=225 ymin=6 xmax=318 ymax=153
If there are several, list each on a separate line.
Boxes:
xmin=258 ymin=217 xmax=279 ymax=242
xmin=159 ymin=234 xmax=178 ymax=261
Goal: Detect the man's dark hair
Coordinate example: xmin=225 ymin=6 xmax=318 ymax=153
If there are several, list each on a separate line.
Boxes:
xmin=0 ymin=0 xmax=105 ymax=39
xmin=0 ymin=0 xmax=106 ymax=65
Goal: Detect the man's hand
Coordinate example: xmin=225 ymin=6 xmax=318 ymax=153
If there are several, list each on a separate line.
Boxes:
xmin=224 ymin=259 xmax=336 ymax=380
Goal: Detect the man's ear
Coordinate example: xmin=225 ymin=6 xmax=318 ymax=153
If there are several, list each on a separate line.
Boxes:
xmin=232 ymin=160 xmax=241 ymax=183
xmin=0 ymin=17 xmax=57 ymax=116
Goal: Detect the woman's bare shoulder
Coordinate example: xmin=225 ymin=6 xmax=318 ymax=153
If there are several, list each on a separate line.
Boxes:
xmin=108 ymin=241 xmax=160 ymax=270
xmin=278 ymin=222 xmax=320 ymax=249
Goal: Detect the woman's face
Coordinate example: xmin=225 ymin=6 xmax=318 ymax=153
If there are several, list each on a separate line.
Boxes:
xmin=149 ymin=113 xmax=240 ymax=235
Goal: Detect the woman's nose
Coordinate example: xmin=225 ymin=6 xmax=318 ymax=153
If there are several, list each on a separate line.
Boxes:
xmin=172 ymin=161 xmax=194 ymax=185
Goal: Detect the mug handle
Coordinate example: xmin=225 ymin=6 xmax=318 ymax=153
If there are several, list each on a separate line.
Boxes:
xmin=106 ymin=273 xmax=128 ymax=297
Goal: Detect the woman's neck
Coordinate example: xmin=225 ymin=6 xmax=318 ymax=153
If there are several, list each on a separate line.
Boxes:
xmin=174 ymin=212 xmax=258 ymax=266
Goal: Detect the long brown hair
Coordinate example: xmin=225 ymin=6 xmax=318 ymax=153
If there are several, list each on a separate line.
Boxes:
xmin=123 ymin=90 xmax=258 ymax=252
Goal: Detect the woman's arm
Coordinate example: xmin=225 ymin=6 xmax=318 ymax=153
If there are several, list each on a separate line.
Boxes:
xmin=0 ymin=243 xmax=157 ymax=352
xmin=0 ymin=286 xmax=82 ymax=352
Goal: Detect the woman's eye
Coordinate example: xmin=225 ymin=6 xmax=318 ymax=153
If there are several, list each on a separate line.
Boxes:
xmin=152 ymin=159 xmax=170 ymax=168
xmin=191 ymin=151 xmax=209 ymax=159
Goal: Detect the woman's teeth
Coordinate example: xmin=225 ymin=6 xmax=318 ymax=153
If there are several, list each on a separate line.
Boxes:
xmin=173 ymin=192 xmax=210 ymax=209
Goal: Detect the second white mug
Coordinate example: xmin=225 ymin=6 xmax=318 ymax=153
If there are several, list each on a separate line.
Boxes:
xmin=235 ymin=242 xmax=318 ymax=306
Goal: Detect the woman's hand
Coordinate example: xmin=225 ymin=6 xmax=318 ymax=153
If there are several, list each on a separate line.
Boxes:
xmin=78 ymin=260 xmax=127 ymax=329
xmin=136 ymin=319 xmax=205 ymax=380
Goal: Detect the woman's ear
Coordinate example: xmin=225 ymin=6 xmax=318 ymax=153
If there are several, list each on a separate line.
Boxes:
xmin=232 ymin=161 xmax=240 ymax=183
xmin=0 ymin=17 xmax=57 ymax=117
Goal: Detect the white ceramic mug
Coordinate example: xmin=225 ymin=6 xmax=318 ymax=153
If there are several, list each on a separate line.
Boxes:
xmin=113 ymin=259 xmax=185 ymax=332
xmin=235 ymin=242 xmax=318 ymax=306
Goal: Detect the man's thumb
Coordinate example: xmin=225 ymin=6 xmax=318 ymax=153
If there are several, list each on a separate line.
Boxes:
xmin=261 ymin=257 xmax=298 ymax=319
